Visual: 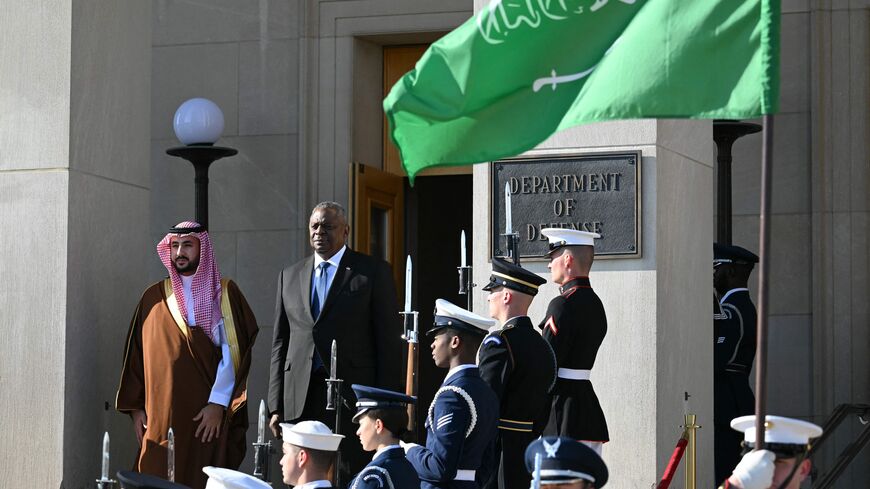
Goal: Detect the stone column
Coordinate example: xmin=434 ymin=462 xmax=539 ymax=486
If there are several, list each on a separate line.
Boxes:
xmin=473 ymin=119 xmax=715 ymax=488
xmin=0 ymin=1 xmax=151 ymax=486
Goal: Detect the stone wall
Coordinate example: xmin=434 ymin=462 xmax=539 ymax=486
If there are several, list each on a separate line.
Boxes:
xmin=724 ymin=2 xmax=870 ymax=485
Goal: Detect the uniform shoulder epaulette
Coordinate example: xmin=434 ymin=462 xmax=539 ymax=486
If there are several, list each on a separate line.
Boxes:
xmin=483 ymin=323 xmax=514 ymax=345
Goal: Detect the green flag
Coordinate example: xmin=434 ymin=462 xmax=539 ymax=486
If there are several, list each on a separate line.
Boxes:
xmin=384 ymin=0 xmax=780 ymax=181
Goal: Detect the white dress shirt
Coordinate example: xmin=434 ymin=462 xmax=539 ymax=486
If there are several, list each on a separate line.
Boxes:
xmin=311 ymin=245 xmax=348 ymax=305
xmin=180 ymin=275 xmax=235 ymax=407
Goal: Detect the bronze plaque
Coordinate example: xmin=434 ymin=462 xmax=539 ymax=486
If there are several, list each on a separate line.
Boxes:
xmin=491 ymin=152 xmax=641 ymax=259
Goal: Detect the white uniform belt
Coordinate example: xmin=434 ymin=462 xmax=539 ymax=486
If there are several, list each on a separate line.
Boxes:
xmin=454 ymin=470 xmax=476 ymax=481
xmin=558 ymin=368 xmax=591 ymax=380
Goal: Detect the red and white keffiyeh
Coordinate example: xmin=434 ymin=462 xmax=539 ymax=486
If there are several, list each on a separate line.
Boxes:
xmin=157 ymin=220 xmax=222 ymax=342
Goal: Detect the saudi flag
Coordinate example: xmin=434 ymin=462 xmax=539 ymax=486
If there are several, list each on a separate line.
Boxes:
xmin=384 ymin=0 xmax=780 ymax=181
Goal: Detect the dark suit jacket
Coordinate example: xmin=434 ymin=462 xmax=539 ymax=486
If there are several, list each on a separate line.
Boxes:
xmin=268 ymin=248 xmax=403 ymax=420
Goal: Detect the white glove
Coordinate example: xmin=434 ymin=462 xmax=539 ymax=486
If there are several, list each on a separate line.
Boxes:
xmin=728 ymin=449 xmax=775 ymax=489
xmin=399 ymin=440 xmax=420 ymax=453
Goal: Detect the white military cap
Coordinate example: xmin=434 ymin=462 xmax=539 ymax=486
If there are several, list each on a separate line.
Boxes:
xmin=202 ymin=467 xmax=270 ymax=489
xmin=280 ymin=420 xmax=344 ymax=451
xmin=730 ymin=415 xmax=822 ymax=455
xmin=428 ymin=299 xmax=497 ymax=337
xmin=541 ymin=228 xmax=600 ymax=255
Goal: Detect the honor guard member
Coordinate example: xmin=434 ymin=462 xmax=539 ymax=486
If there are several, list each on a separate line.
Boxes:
xmin=539 ymin=228 xmax=609 ymax=453
xmin=117 ymin=471 xmax=192 ymax=489
xmin=350 ymin=384 xmax=421 ymax=489
xmin=278 ymin=421 xmax=344 ymax=489
xmin=402 ymin=299 xmax=500 ymax=489
xmin=524 ymin=437 xmax=608 ymax=489
xmin=720 ymin=415 xmax=822 ymax=489
xmin=713 ymin=243 xmax=759 ymax=484
xmin=201 ymin=467 xmax=270 ymax=489
xmin=479 ymin=258 xmax=557 ymax=489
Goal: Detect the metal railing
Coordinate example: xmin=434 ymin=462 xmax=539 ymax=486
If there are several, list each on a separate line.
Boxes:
xmin=810 ymin=403 xmax=870 ymax=489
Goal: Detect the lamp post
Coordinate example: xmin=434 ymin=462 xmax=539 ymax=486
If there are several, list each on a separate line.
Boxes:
xmin=166 ymin=98 xmax=238 ymax=229
xmin=713 ymin=120 xmax=761 ymax=244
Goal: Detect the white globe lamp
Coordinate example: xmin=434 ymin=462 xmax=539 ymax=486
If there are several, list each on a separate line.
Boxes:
xmin=173 ymin=98 xmax=225 ymax=145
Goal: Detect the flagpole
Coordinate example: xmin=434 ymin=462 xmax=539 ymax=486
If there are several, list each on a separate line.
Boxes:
xmin=754 ymin=114 xmax=774 ymax=449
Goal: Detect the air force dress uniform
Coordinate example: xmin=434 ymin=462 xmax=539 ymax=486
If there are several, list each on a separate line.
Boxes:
xmin=350 ymin=385 xmax=421 ymax=489
xmin=525 ymin=436 xmax=608 ymax=488
xmin=478 ymin=258 xmax=557 ymax=489
xmin=713 ymin=243 xmax=759 ymax=483
xmin=404 ymin=300 xmax=500 ymax=489
xmin=539 ymin=229 xmax=609 ymax=445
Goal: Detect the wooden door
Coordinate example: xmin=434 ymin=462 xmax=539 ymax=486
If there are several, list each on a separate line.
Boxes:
xmin=383 ymin=45 xmax=471 ymax=177
xmin=350 ymin=162 xmax=404 ymax=288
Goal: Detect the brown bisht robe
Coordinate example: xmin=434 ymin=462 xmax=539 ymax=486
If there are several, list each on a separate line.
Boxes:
xmin=116 ymin=278 xmax=258 ymax=489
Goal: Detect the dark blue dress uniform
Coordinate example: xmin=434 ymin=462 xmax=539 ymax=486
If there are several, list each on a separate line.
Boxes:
xmin=349 ymin=384 xmax=421 ymax=489
xmin=539 ymin=277 xmax=609 ymax=442
xmin=405 ymin=300 xmax=499 ymax=489
xmin=405 ymin=366 xmax=499 ymax=489
xmin=712 ymin=243 xmax=759 ymax=485
xmin=524 ymin=437 xmax=608 ymax=488
xmin=351 ymin=446 xmax=421 ymax=489
xmin=478 ymin=258 xmax=557 ymax=489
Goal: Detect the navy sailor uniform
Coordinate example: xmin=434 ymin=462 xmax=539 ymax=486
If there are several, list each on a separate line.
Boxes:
xmin=477 ymin=316 xmax=556 ymax=489
xmin=539 ymin=277 xmax=609 ymax=442
xmin=713 ymin=288 xmax=757 ymax=484
xmin=351 ymin=446 xmax=420 ymax=489
xmin=405 ymin=365 xmax=499 ymax=489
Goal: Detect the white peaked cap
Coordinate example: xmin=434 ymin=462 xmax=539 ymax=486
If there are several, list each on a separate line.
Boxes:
xmin=280 ymin=420 xmax=344 ymax=451
xmin=541 ymin=228 xmax=600 ymax=249
xmin=203 ymin=467 xmax=271 ymax=489
xmin=730 ymin=415 xmax=823 ymax=445
xmin=434 ymin=298 xmax=497 ymax=333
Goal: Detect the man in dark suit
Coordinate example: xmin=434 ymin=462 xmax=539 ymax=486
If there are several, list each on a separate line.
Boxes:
xmin=712 ymin=243 xmax=758 ymax=484
xmin=268 ymin=201 xmax=403 ymax=482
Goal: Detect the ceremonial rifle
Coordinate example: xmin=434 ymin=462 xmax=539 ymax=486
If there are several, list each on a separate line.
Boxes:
xmin=529 ymin=452 xmax=542 ymax=489
xmin=502 ymin=182 xmax=520 ymax=265
xmin=95 ymin=431 xmax=117 ymax=489
xmin=325 ymin=339 xmax=344 ymax=487
xmin=167 ymin=427 xmax=175 ymax=482
xmin=457 ymin=230 xmax=475 ymax=311
xmin=400 ymin=255 xmax=419 ymax=438
xmin=252 ymin=399 xmax=273 ymax=482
